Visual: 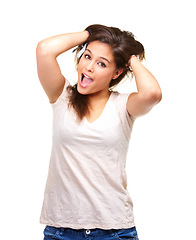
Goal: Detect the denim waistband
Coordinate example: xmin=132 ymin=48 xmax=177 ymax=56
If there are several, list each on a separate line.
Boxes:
xmin=44 ymin=226 xmax=138 ymax=240
xmin=54 ymin=227 xmax=114 ymax=236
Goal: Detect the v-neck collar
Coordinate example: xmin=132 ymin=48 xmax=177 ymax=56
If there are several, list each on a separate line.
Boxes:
xmin=83 ymin=92 xmax=113 ymax=125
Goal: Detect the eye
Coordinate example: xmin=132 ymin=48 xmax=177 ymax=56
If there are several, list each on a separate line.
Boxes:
xmin=84 ymin=54 xmax=91 ymax=60
xmin=98 ymin=62 xmax=106 ymax=68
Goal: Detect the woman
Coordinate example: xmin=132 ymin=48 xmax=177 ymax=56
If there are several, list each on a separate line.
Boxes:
xmin=36 ymin=24 xmax=162 ymax=240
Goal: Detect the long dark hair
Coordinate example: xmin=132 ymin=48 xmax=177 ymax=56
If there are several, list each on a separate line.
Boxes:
xmin=67 ymin=24 xmax=145 ymax=121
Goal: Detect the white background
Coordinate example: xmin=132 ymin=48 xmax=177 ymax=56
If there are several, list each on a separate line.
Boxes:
xmin=0 ymin=0 xmax=195 ymax=239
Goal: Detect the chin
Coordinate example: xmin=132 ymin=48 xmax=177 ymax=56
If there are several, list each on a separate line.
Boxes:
xmin=77 ymin=83 xmax=89 ymax=95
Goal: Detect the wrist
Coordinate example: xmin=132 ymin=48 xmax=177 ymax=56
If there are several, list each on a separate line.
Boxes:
xmin=129 ymin=55 xmax=140 ymax=70
xmin=85 ymin=29 xmax=91 ymax=36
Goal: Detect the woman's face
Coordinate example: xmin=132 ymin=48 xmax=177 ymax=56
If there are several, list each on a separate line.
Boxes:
xmin=77 ymin=41 xmax=122 ymax=96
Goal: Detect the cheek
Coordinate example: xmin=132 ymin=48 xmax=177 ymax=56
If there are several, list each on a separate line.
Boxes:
xmin=96 ymin=73 xmax=113 ymax=88
xmin=99 ymin=70 xmax=115 ymax=82
xmin=77 ymin=61 xmax=83 ymax=71
xmin=78 ymin=57 xmax=86 ymax=69
xmin=96 ymin=67 xmax=114 ymax=78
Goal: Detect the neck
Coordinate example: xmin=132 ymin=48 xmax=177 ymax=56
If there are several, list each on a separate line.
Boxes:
xmin=88 ymin=90 xmax=111 ymax=110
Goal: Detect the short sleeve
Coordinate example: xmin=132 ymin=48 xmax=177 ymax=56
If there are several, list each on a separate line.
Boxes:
xmin=114 ymin=92 xmax=135 ymax=141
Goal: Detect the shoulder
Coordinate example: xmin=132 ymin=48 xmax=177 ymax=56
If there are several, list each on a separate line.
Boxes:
xmin=110 ymin=91 xmax=130 ymax=115
xmin=111 ymin=91 xmax=135 ymax=138
xmin=112 ymin=90 xmax=135 ymax=121
xmin=111 ymin=91 xmax=130 ymax=106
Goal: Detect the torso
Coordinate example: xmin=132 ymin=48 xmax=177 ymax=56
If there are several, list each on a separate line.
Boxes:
xmin=40 ymin=81 xmax=136 ymax=229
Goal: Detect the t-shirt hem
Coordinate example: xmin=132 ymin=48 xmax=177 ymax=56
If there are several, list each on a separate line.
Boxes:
xmin=40 ymin=219 xmax=135 ymax=230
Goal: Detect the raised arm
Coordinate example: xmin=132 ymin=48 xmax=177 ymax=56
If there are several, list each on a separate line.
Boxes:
xmin=126 ymin=56 xmax=162 ymax=118
xmin=36 ymin=31 xmax=89 ymax=103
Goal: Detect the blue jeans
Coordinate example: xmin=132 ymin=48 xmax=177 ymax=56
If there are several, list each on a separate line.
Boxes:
xmin=43 ymin=226 xmax=139 ymax=240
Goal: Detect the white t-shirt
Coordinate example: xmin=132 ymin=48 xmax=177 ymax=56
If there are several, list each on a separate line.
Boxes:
xmin=40 ymin=80 xmax=136 ymax=230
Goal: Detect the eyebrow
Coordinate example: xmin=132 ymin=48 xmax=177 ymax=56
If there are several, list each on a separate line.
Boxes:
xmin=86 ymin=49 xmax=110 ymax=64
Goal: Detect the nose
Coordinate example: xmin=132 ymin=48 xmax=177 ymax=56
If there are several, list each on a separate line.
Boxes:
xmin=86 ymin=61 xmax=94 ymax=73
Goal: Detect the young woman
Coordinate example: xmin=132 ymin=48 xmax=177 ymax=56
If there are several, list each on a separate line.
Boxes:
xmin=36 ymin=24 xmax=162 ymax=240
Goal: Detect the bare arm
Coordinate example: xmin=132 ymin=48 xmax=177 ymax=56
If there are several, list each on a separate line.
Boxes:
xmin=36 ymin=31 xmax=89 ymax=103
xmin=126 ymin=56 xmax=162 ymax=118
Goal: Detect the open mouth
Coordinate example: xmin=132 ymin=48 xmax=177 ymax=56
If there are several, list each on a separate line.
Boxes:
xmin=80 ymin=73 xmax=93 ymax=88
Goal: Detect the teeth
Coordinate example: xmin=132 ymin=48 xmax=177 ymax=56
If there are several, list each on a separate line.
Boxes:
xmin=83 ymin=74 xmax=91 ymax=79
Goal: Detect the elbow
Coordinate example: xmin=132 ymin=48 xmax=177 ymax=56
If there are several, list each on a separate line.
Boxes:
xmin=140 ymin=88 xmax=162 ymax=105
xmin=150 ymin=88 xmax=162 ymax=104
xmin=36 ymin=41 xmax=51 ymax=57
xmin=36 ymin=40 xmax=58 ymax=59
xmin=36 ymin=41 xmax=46 ymax=56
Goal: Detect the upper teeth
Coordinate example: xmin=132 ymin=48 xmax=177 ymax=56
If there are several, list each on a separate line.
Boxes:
xmin=83 ymin=74 xmax=91 ymax=79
